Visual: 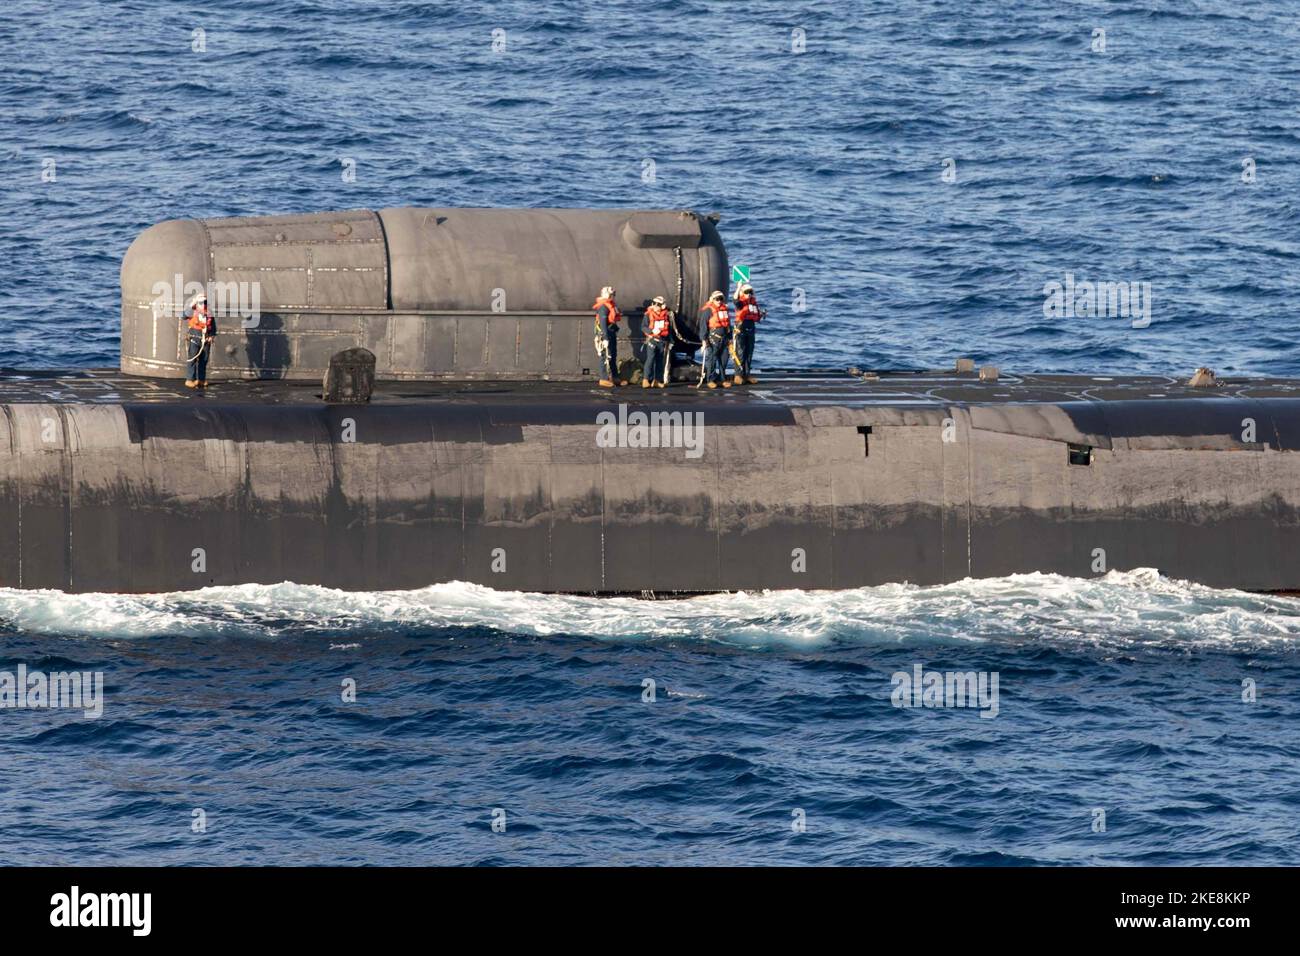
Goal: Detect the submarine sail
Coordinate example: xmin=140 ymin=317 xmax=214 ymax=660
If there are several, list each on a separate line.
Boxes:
xmin=119 ymin=207 xmax=727 ymax=382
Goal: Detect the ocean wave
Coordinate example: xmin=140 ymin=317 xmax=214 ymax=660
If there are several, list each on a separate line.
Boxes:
xmin=2 ymin=569 xmax=1298 ymax=651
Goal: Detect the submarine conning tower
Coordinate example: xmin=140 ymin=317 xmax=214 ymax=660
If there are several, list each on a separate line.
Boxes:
xmin=120 ymin=207 xmax=728 ymax=381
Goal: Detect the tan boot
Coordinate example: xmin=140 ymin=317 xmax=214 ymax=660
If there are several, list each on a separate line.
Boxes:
xmin=184 ymin=380 xmax=198 ymax=388
xmin=598 ymin=379 xmax=615 ymax=388
xmin=641 ymin=380 xmax=652 ymax=388
xmin=617 ymin=379 xmax=629 ymax=387
xmin=655 ymin=382 xmax=667 ymax=388
xmin=721 ymin=380 xmax=732 ymax=388
xmin=733 ymin=374 xmax=745 ymax=385
xmin=746 ymin=376 xmax=758 ymax=384
xmin=707 ymin=381 xmax=718 ymax=390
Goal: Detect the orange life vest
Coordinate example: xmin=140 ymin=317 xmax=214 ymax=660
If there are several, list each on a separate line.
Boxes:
xmin=187 ymin=305 xmax=213 ymax=333
xmin=645 ymin=306 xmax=670 ymax=339
xmin=705 ymin=301 xmax=731 ymax=330
xmin=593 ymin=297 xmax=621 ymax=327
xmin=735 ymin=295 xmax=762 ymax=323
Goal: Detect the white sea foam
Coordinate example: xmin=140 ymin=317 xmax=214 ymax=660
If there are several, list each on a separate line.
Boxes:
xmin=1 ymin=569 xmax=1298 ymax=651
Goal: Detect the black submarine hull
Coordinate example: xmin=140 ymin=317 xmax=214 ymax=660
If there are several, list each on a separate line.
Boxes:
xmin=5 ymin=207 xmax=1286 ymax=595
xmin=2 ymin=368 xmax=1298 ymax=594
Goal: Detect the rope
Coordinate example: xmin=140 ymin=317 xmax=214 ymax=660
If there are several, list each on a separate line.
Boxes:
xmin=663 ymin=245 xmax=702 ymax=385
xmin=593 ymin=318 xmax=612 ymax=381
xmin=184 ymin=307 xmax=213 ymax=365
xmin=672 ymin=247 xmax=683 ymax=317
xmin=666 ymin=246 xmax=701 ymax=349
xmin=185 ymin=335 xmax=211 ymax=364
xmin=697 ymin=335 xmax=711 ymax=388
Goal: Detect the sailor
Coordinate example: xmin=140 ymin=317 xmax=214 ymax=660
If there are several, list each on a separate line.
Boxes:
xmin=731 ymin=283 xmax=764 ymax=385
xmin=184 ymin=291 xmax=215 ymax=389
xmin=593 ymin=286 xmax=627 ymax=388
xmin=697 ymin=290 xmax=732 ymax=389
xmin=642 ymin=296 xmax=672 ymax=388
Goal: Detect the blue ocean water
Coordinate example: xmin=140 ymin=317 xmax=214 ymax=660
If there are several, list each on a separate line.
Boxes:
xmin=1 ymin=0 xmax=1299 ymax=865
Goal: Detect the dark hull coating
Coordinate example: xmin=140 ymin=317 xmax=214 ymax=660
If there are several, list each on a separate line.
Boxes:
xmin=2 ymin=368 xmax=1299 ymax=594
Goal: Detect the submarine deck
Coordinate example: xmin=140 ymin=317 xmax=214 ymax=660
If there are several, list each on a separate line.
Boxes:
xmin=3 ymin=367 xmax=1300 ymax=408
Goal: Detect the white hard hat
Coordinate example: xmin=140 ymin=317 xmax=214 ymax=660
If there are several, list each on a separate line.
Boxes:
xmin=739 ymin=284 xmax=753 ymax=295
xmin=709 ymin=290 xmax=724 ymax=301
xmin=651 ymin=296 xmax=666 ymax=306
xmin=188 ymin=291 xmax=208 ymax=308
xmin=601 ymin=286 xmax=615 ymax=298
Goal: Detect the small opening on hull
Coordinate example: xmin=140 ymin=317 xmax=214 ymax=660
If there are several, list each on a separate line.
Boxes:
xmin=1068 ymin=442 xmax=1092 ymax=466
xmin=857 ymin=425 xmax=872 ymax=457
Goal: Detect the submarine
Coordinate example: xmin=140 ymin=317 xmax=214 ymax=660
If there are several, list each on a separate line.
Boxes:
xmin=1 ymin=206 xmax=1298 ymax=595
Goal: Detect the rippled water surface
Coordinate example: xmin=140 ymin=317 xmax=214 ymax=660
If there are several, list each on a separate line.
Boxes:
xmin=1 ymin=572 xmax=1297 ymax=866
xmin=1 ymin=0 xmax=1299 ymax=865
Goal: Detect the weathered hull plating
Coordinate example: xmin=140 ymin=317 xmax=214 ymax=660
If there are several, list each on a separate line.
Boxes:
xmin=2 ymin=369 xmax=1298 ymax=594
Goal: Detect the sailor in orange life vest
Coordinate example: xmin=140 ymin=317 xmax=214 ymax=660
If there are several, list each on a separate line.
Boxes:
xmin=697 ymin=290 xmax=732 ymax=388
xmin=641 ymin=296 xmax=672 ymax=388
xmin=592 ymin=286 xmax=628 ymax=387
xmin=731 ymin=282 xmax=764 ymax=385
xmin=184 ymin=291 xmax=216 ymax=388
